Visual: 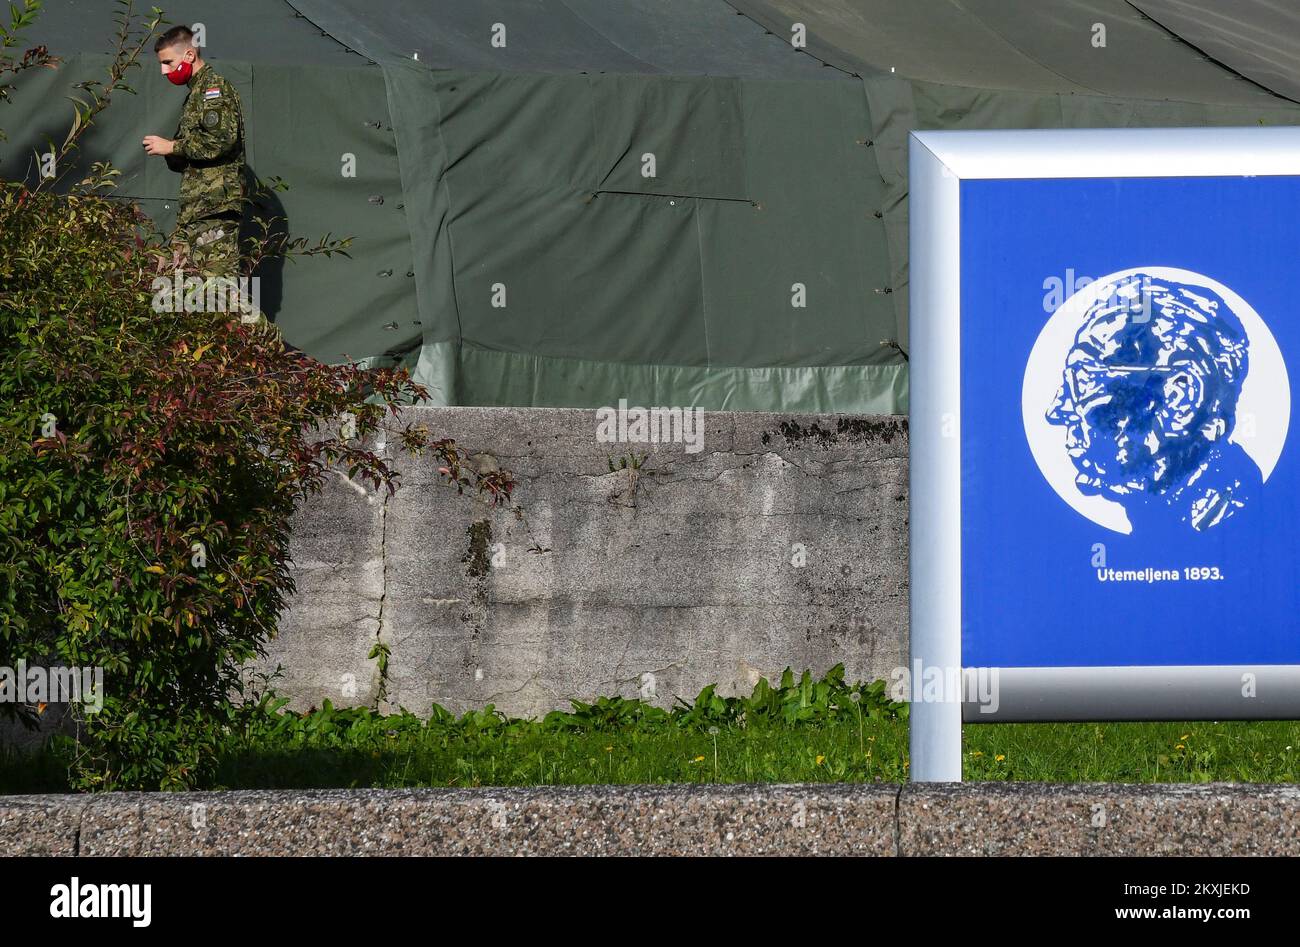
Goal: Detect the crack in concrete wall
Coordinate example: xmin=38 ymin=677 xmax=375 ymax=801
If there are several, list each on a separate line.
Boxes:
xmin=259 ymin=407 xmax=910 ymax=719
xmin=371 ymin=486 xmax=393 ymax=711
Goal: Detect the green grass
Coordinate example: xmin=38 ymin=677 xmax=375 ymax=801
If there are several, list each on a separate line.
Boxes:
xmin=210 ymin=720 xmax=1300 ymax=790
xmin=3 ymin=667 xmax=1299 ymax=792
xmin=5 ymin=719 xmax=1299 ymax=793
xmin=213 ymin=718 xmax=911 ymax=790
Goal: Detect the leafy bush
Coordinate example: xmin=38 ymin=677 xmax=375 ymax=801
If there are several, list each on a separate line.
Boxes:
xmin=542 ymin=663 xmax=908 ymax=733
xmin=231 ymin=665 xmax=906 ymax=751
xmin=0 ymin=2 xmax=514 ymax=789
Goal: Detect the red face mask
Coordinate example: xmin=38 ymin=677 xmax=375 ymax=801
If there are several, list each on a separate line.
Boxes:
xmin=166 ymin=58 xmax=193 ymax=85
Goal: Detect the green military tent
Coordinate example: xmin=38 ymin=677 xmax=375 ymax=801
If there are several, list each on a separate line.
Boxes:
xmin=7 ymin=0 xmax=1300 ymax=412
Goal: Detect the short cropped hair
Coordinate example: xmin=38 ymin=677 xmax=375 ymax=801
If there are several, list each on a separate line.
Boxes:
xmin=154 ymin=25 xmax=195 ymax=53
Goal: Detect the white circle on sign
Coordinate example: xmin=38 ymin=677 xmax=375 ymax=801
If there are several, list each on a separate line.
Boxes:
xmin=1021 ymin=266 xmax=1289 ymax=534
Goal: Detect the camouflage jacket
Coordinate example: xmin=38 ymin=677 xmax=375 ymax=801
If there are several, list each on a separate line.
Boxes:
xmin=168 ymin=63 xmax=245 ymax=225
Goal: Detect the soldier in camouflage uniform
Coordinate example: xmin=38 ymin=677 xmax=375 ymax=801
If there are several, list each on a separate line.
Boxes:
xmin=144 ymin=25 xmax=269 ymax=328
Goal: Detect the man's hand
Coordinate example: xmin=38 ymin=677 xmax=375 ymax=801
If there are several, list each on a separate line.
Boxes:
xmin=142 ymin=135 xmax=175 ymax=156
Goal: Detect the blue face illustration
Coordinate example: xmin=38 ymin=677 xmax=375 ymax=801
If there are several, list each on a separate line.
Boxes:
xmin=1046 ymin=273 xmax=1256 ymax=531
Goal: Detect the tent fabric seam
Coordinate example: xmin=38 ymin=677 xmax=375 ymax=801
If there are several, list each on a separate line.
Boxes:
xmin=457 ymin=339 xmax=904 ymax=373
xmin=282 ymin=0 xmax=377 ymax=65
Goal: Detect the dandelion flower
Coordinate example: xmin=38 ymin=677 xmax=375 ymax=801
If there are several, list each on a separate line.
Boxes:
xmin=995 ymin=754 xmax=1005 ymax=762
xmin=815 ymin=755 xmax=825 ymax=765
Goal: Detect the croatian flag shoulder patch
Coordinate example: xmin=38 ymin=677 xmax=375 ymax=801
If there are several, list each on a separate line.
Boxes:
xmin=204 ymin=86 xmax=221 ymax=99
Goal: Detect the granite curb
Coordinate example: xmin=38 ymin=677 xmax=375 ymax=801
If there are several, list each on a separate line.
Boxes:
xmin=3 ymin=781 xmax=1297 ymax=856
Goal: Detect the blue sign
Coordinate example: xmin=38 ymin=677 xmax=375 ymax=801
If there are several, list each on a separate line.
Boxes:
xmin=908 ymin=128 xmax=1300 ymax=778
xmin=960 ymin=175 xmax=1298 ymax=669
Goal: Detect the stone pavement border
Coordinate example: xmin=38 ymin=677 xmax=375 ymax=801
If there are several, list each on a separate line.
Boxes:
xmin=3 ymin=782 xmax=1298 ymax=856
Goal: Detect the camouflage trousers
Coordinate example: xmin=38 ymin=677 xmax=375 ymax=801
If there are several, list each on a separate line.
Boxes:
xmin=171 ymin=214 xmax=242 ymax=280
xmin=169 ymin=215 xmax=277 ymax=338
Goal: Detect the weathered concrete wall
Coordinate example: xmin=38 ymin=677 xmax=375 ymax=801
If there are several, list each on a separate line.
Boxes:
xmin=6 ymin=782 xmax=1298 ymax=856
xmin=259 ymin=407 xmax=909 ymax=718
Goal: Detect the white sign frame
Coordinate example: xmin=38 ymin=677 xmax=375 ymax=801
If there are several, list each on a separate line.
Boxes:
xmin=908 ymin=127 xmax=1300 ymax=782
